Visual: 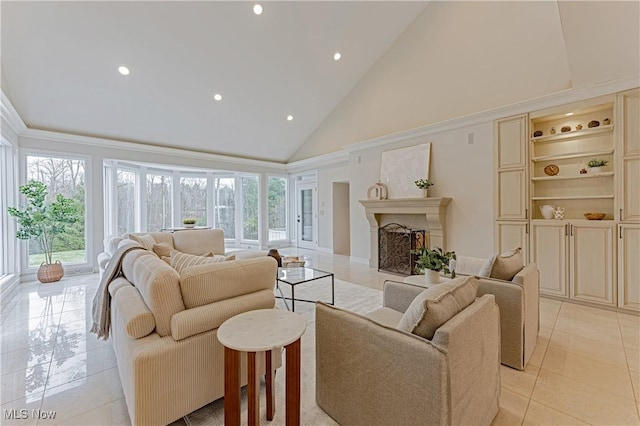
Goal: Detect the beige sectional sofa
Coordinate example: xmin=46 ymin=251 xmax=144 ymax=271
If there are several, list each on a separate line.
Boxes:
xmin=103 ymin=230 xmax=280 ymax=425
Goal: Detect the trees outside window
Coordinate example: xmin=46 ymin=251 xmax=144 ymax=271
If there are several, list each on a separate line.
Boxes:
xmin=25 ymin=155 xmax=86 ymax=267
xmin=117 ymin=169 xmax=137 ymax=235
xmin=146 ymin=174 xmax=172 ymax=231
xmin=180 ymin=177 xmax=207 ymax=225
xmin=242 ymin=176 xmax=259 ymax=241
xmin=214 ymin=177 xmax=235 ymax=239
xmin=268 ymin=176 xmax=287 ymax=241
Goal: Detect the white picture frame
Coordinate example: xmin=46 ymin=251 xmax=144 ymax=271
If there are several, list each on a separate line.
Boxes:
xmin=380 ymin=143 xmax=431 ymax=199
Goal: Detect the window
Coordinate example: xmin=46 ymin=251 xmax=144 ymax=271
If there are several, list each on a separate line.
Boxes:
xmin=117 ymin=169 xmax=137 ymax=235
xmin=214 ymin=177 xmax=235 ymax=238
xmin=242 ymin=176 xmax=259 ymax=241
xmin=146 ymin=174 xmax=172 ymax=231
xmin=268 ymin=176 xmax=287 ymax=242
xmin=180 ymin=177 xmax=207 ymax=225
xmin=25 ymin=155 xmax=86 ymax=267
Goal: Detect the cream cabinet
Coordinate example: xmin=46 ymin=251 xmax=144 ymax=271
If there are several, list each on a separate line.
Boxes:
xmin=617 ymin=89 xmax=640 ymax=222
xmin=494 ymin=114 xmax=528 ymax=220
xmin=532 ymin=221 xmax=616 ymax=306
xmin=496 ymin=221 xmax=529 ymax=266
xmin=618 ymin=224 xmax=640 ymax=312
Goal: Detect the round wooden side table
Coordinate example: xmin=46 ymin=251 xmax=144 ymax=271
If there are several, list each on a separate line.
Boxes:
xmin=218 ymin=309 xmax=307 ymax=426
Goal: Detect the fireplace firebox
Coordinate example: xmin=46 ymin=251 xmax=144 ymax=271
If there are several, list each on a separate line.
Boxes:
xmin=378 ymin=223 xmax=427 ymax=275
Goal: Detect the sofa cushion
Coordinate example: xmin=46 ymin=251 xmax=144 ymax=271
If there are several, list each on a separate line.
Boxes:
xmin=105 ymin=236 xmax=123 ymax=256
xmin=179 ymin=257 xmax=277 ymax=309
xmin=129 ymin=233 xmax=156 ymax=251
xmin=366 ymin=307 xmax=404 ymax=328
xmin=172 ymin=229 xmax=225 ymax=256
xmin=112 ymin=285 xmax=156 ymax=339
xmin=490 ymin=247 xmax=524 ymax=281
xmin=153 ymin=242 xmax=173 ymax=258
xmin=397 ymin=276 xmax=479 ymax=340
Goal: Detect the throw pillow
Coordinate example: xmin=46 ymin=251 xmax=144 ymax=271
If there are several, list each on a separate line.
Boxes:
xmin=397 ymin=276 xmax=479 ymax=340
xmin=153 ymin=242 xmax=173 ymax=258
xmin=490 ymin=247 xmax=524 ymax=281
xmin=129 ymin=234 xmax=156 ymax=251
xmin=169 ymin=250 xmax=230 ymax=273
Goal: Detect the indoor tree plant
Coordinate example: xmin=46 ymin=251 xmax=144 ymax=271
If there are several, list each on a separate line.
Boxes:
xmin=7 ymin=180 xmax=80 ymax=283
xmin=414 ymin=178 xmax=434 ymax=197
xmin=412 ymin=246 xmax=456 ymax=284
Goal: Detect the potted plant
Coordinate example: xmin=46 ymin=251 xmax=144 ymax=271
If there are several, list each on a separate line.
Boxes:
xmin=414 ymin=178 xmax=434 ymax=197
xmin=412 ymin=247 xmax=456 ymax=284
xmin=7 ymin=180 xmax=80 ymax=283
xmin=586 ymin=159 xmax=608 ymax=174
xmin=182 ymin=218 xmax=197 ymax=228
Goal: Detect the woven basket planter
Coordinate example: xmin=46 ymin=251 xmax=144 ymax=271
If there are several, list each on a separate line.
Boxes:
xmin=37 ymin=261 xmax=64 ymax=283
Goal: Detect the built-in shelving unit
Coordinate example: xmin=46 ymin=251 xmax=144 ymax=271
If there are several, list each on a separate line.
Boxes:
xmin=531 ymin=172 xmax=614 ymax=182
xmin=531 ymin=149 xmax=615 ymax=163
xmin=531 ymin=124 xmax=614 ymax=143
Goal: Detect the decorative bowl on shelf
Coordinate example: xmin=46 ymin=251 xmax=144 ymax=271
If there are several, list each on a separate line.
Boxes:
xmin=584 ymin=212 xmax=606 ymax=220
xmin=561 ymin=126 xmax=571 ymax=133
xmin=544 ymin=164 xmax=559 ymax=176
xmin=533 ymin=130 xmax=543 ymax=137
xmin=588 ymin=120 xmax=600 ymax=128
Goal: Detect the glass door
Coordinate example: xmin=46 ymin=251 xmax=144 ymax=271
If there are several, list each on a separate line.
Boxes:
xmin=297 ymin=182 xmax=316 ymax=249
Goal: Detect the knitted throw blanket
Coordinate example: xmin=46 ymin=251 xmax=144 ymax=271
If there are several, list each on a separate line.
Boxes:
xmin=91 ymin=244 xmax=144 ymax=340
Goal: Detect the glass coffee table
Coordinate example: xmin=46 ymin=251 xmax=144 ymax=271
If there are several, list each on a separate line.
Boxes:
xmin=276 ymin=267 xmax=335 ymax=312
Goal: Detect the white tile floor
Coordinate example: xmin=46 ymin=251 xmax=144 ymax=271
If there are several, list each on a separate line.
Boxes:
xmin=1 ymin=249 xmax=639 ymax=425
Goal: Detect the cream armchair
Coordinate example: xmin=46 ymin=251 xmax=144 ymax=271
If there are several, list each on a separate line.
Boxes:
xmin=316 ymin=281 xmax=501 ymax=426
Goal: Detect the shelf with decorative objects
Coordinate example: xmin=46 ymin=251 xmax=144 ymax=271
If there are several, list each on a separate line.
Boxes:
xmin=531 ymin=195 xmax=614 ymax=200
xmin=531 ymin=172 xmax=614 ymax=181
xmin=531 ymin=149 xmax=614 ymax=162
xmin=531 ymin=124 xmax=614 ymax=143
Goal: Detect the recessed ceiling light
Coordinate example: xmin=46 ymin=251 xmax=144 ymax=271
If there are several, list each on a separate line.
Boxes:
xmin=565 ymin=112 xmax=574 ymax=116
xmin=213 ymin=93 xmax=222 ymax=101
xmin=287 ymin=115 xmax=294 ymax=121
xmin=253 ymin=4 xmax=263 ymax=15
xmin=333 ymin=52 xmax=342 ymax=61
xmin=118 ymin=66 xmax=130 ymax=75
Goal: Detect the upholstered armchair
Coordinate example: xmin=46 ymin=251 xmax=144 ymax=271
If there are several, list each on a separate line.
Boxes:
xmin=315 ymin=278 xmax=501 ymax=426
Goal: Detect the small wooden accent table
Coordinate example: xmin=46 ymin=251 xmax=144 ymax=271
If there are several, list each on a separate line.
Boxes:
xmin=218 ymin=309 xmax=307 ymax=426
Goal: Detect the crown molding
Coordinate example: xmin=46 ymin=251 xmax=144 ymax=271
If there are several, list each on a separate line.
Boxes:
xmin=20 ymin=128 xmax=288 ymax=171
xmin=1 ymin=91 xmax=27 ymax=140
xmin=286 ymin=149 xmax=349 ymax=173
xmin=344 ymin=75 xmax=640 ymax=153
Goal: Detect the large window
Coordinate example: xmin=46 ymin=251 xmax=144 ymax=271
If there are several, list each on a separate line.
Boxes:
xmin=268 ymin=176 xmax=287 ymax=242
xmin=25 ymin=155 xmax=86 ymax=267
xmin=1 ymin=142 xmax=18 ymax=278
xmin=242 ymin=176 xmax=259 ymax=240
xmin=146 ymin=174 xmax=172 ymax=231
xmin=180 ymin=177 xmax=207 ymax=226
xmin=117 ymin=169 xmax=137 ymax=235
xmin=213 ymin=177 xmax=235 ymax=239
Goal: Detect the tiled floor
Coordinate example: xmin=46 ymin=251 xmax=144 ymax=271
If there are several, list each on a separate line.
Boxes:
xmin=1 ymin=249 xmax=639 ymax=425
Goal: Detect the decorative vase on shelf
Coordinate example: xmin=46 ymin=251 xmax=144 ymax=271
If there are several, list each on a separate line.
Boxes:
xmin=424 ymin=269 xmax=441 ymax=285
xmin=589 ymin=166 xmax=603 ymax=174
xmin=422 ymin=188 xmax=429 ymax=198
xmin=540 ymin=204 xmax=555 ymax=220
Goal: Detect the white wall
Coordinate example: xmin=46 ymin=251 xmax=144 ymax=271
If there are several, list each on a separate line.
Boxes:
xmin=317 ymin=162 xmax=348 ymax=251
xmin=349 ymin=120 xmax=495 ymax=261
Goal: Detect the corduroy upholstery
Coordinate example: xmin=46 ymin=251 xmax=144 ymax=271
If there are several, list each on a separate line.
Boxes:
xmin=107 ymin=238 xmax=281 ymax=426
xmin=316 ymin=283 xmax=501 ymax=426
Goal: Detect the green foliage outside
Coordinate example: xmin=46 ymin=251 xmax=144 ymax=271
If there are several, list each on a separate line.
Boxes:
xmin=8 ymin=180 xmax=81 ymax=265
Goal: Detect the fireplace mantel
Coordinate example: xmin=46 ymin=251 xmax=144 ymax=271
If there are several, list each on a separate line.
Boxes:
xmin=359 ymin=197 xmax=452 ymax=269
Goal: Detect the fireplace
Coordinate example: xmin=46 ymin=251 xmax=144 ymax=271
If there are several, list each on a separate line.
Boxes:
xmin=378 ymin=223 xmax=427 ymax=275
xmin=359 ymin=197 xmax=452 ymax=270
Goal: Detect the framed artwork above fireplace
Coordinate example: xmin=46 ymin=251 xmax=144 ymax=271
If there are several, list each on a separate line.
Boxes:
xmin=379 ymin=143 xmax=431 ymax=199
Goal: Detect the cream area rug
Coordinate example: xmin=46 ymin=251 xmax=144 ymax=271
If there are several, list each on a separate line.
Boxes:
xmin=183 ymin=278 xmax=383 ymax=426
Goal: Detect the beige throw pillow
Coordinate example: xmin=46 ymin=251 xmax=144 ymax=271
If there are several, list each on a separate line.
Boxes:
xmin=397 ymin=276 xmax=479 ymax=340
xmin=153 ymin=242 xmax=173 ymax=258
xmin=129 ymin=233 xmax=156 ymax=251
xmin=169 ymin=250 xmax=231 ymax=273
xmin=490 ymin=247 xmax=524 ymax=281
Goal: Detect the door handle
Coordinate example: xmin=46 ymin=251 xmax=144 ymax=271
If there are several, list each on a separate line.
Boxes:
xmin=620 ymin=226 xmax=623 ymax=239
xmin=565 ymin=224 xmax=569 ymax=236
xmin=570 ymin=224 xmax=574 ymax=236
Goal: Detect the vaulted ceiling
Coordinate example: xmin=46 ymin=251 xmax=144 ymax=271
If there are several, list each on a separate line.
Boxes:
xmin=2 ymin=1 xmax=639 ymax=164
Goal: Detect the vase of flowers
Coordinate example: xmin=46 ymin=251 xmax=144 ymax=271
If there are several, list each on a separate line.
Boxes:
xmin=412 ymin=247 xmax=456 ymax=284
xmin=587 ymin=159 xmax=608 ymax=174
xmin=414 ymin=178 xmax=434 ymax=197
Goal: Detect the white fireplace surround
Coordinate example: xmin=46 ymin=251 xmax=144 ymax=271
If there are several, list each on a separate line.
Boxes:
xmin=359 ymin=197 xmax=452 ymax=269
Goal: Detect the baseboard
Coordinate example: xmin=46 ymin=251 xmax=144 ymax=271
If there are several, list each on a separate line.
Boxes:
xmin=349 ymin=256 xmax=370 ymax=265
xmin=0 ymin=274 xmax=20 ymax=307
xmin=315 ymin=247 xmax=334 ymax=254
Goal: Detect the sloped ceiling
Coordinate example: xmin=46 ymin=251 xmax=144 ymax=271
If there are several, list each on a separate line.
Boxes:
xmin=291 ymin=0 xmax=640 ymax=161
xmin=0 ymin=1 xmax=426 ymax=163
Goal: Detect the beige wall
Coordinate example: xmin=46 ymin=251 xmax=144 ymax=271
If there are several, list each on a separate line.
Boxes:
xmin=317 ymin=163 xmax=349 ymax=250
xmin=332 ymin=182 xmax=350 ymax=255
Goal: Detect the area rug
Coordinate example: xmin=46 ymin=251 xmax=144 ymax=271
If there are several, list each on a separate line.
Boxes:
xmin=183 ymin=278 xmax=382 ymax=425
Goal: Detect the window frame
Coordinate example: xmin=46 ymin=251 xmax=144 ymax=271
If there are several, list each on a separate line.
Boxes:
xmin=267 ymin=174 xmax=289 ymax=243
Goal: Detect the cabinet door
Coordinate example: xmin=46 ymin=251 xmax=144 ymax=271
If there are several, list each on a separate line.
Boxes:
xmin=495 ymin=115 xmax=528 ymax=169
xmin=495 ymin=221 xmax=529 ymax=265
xmin=618 ymin=89 xmax=640 ymax=157
xmin=496 ymin=169 xmax=528 ymax=220
xmin=618 ymin=224 xmax=640 ymax=312
xmin=532 ymin=222 xmax=568 ymax=297
xmin=570 ymin=223 xmax=616 ymax=306
xmin=620 ymin=157 xmax=640 ymax=221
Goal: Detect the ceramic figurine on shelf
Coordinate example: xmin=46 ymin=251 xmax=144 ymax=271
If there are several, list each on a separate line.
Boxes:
xmin=603 ymin=118 xmax=611 ymax=125
xmin=588 ymin=120 xmax=600 ymax=128
xmin=580 ymin=168 xmax=588 ymax=174
xmin=550 ymin=127 xmax=556 ymax=135
xmin=533 ymin=130 xmax=543 ymax=137
xmin=576 ymin=124 xmax=583 ymax=130
xmin=366 ymin=181 xmax=388 ymax=200
xmin=561 ymin=126 xmax=571 ymax=133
